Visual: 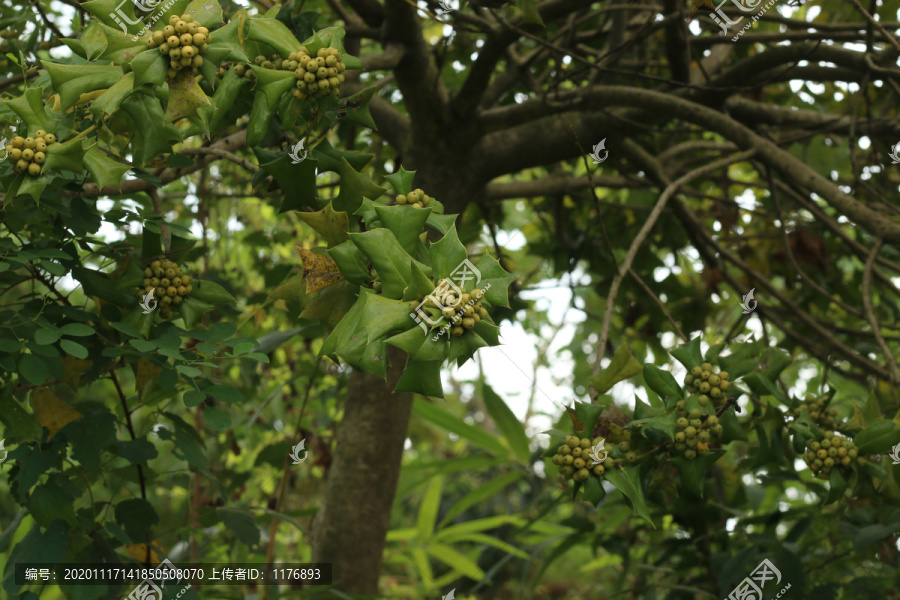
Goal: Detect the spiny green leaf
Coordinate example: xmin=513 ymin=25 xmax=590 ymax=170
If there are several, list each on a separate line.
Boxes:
xmin=592 ymin=344 xmax=643 ymax=394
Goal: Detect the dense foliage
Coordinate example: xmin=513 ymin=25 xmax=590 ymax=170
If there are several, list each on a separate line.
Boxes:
xmin=2 ymin=0 xmax=900 ymax=598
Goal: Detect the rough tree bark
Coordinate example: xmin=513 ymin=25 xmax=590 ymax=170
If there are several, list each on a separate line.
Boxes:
xmin=311 ymin=345 xmax=413 ymax=597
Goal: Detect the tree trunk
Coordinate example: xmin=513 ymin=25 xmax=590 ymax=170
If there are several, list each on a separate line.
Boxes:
xmin=311 ymin=346 xmax=413 ymax=597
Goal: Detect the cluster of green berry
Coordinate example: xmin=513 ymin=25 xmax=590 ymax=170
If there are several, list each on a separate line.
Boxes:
xmin=394 ymin=188 xmax=434 ymax=208
xmin=245 ymin=47 xmax=346 ymax=100
xmin=789 ymin=393 xmax=839 ymax=429
xmin=217 ymin=60 xmax=255 ymax=81
xmin=684 ymin=363 xmax=731 ymax=406
xmin=672 ymin=407 xmax=722 ymax=459
xmin=552 ymin=436 xmax=615 ymax=482
xmin=135 ymin=258 xmax=193 ymax=318
xmin=5 ymin=131 xmax=57 ymax=176
xmin=146 ymin=14 xmax=210 ymax=80
xmin=417 ymin=282 xmax=489 ymax=337
xmin=802 ymin=431 xmax=865 ymax=479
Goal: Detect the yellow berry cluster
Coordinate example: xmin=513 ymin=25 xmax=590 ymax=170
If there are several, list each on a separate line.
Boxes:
xmin=552 ymin=436 xmax=618 ymax=482
xmin=802 ymin=431 xmax=864 ymax=479
xmin=135 ymin=258 xmax=193 ymax=318
xmin=788 ymin=393 xmax=839 ymax=429
xmin=426 ymin=283 xmax=489 ymax=337
xmin=684 ymin=363 xmax=730 ymax=407
xmin=6 ymin=131 xmax=56 ymax=176
xmin=147 ymin=14 xmax=210 ymax=80
xmin=672 ymin=408 xmax=721 ymax=460
xmin=291 ymin=48 xmax=346 ymax=100
xmin=395 ymin=188 xmax=433 ymax=209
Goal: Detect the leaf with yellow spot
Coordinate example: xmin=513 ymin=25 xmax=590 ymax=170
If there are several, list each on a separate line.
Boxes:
xmin=30 ymin=388 xmax=83 ymax=440
xmin=61 ymin=356 xmax=93 ymax=389
xmin=135 ymin=358 xmax=162 ymax=400
xmin=164 ymin=70 xmax=211 ymax=123
xmin=295 ymin=202 xmax=350 ymax=248
xmin=125 ymin=542 xmax=164 ymax=564
xmin=297 ymin=247 xmax=345 ymax=293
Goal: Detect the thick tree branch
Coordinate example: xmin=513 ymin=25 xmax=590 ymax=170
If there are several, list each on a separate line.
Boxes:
xmin=476 ymin=85 xmax=900 ymax=244
xmin=382 ymin=0 xmax=450 ymax=132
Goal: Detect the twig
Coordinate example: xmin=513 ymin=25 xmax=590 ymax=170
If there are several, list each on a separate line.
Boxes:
xmin=31 ymin=0 xmax=66 ymax=40
xmin=845 ymin=0 xmax=900 ymax=53
xmin=111 ymin=370 xmax=148 ymax=502
xmin=178 ymin=147 xmax=259 ymax=173
xmin=148 ymin=188 xmax=171 ymax=253
xmin=628 ymin=270 xmax=689 ymax=343
xmin=590 ymin=149 xmax=756 ymax=398
xmin=862 ymin=239 xmax=899 ymax=383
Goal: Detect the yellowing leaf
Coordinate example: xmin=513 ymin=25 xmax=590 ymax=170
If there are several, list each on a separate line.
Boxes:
xmin=297 ymin=247 xmax=345 ymax=293
xmin=30 ymin=388 xmax=83 ymax=439
xmin=164 ymin=70 xmax=211 ymax=122
xmin=61 ymin=356 xmax=93 ymax=389
xmin=125 ymin=542 xmax=163 ymax=564
xmin=295 ymin=202 xmax=350 ymax=248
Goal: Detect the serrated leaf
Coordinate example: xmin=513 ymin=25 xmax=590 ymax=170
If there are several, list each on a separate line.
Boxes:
xmin=90 ymin=72 xmax=137 ymax=118
xmin=374 ymin=205 xmax=430 ymax=254
xmin=384 ymin=166 xmax=416 ymax=195
xmin=670 ymin=451 xmax=725 ymax=498
xmin=297 ymin=247 xmax=345 ymax=293
xmin=328 ymin=240 xmax=371 ymax=285
xmin=5 ymin=87 xmax=55 ymax=133
xmin=604 ymin=466 xmax=654 ymax=526
xmin=296 ymin=202 xmax=350 ymax=247
xmin=336 ymin=157 xmax=386 ymax=214
xmin=190 ymin=279 xmax=237 ymax=304
xmin=43 ymin=136 xmax=86 ymax=175
xmin=473 ymin=253 xmax=515 ymax=309
xmin=83 ymin=145 xmax=131 ymax=191
xmin=643 ymin=364 xmax=683 ymax=400
xmin=30 ymin=387 xmax=83 ymax=439
xmin=592 ymin=344 xmax=643 ymax=394
xmin=253 ymin=147 xmax=318 ymax=212
xmin=165 ymin=70 xmax=211 ymax=122
xmin=43 ymin=62 xmax=123 ymax=111
xmin=853 ymin=420 xmax=900 ymax=454
xmin=132 ymin=50 xmax=167 ymax=88
xmin=351 ymin=229 xmax=427 ymax=299
xmin=669 ymin=337 xmax=702 ymax=371
xmin=246 ymin=16 xmax=303 ymax=56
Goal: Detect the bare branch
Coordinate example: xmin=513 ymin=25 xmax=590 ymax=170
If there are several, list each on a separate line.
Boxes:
xmin=590 ymin=149 xmax=757 ymax=399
